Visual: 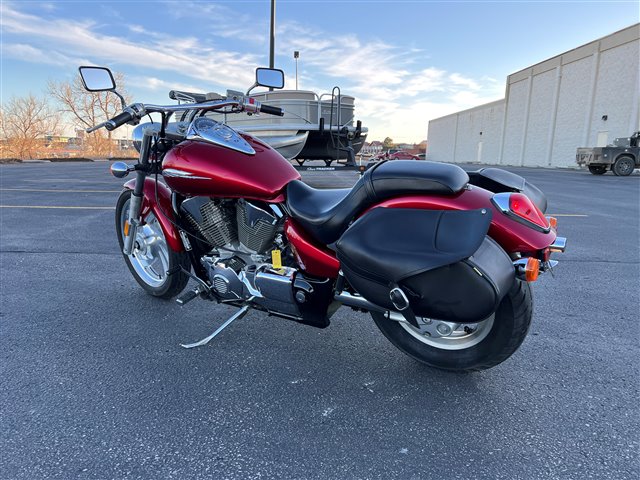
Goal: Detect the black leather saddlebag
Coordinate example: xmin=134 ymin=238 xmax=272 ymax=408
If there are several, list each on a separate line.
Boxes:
xmin=335 ymin=208 xmax=515 ymax=323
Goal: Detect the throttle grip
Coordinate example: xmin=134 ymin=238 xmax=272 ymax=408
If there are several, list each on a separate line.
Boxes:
xmin=260 ymin=104 xmax=284 ymax=116
xmin=105 ymin=111 xmax=134 ymax=131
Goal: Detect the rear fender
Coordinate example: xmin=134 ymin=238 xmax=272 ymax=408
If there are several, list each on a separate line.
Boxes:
xmin=371 ymin=186 xmax=556 ymax=255
xmin=123 ymin=178 xmax=184 ymax=252
xmin=467 ymin=168 xmax=548 ymax=213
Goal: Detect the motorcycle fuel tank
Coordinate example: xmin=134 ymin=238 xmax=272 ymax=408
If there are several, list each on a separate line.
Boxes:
xmin=162 ymin=134 xmax=300 ymax=201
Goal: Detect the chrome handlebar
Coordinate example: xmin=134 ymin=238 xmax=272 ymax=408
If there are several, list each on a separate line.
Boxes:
xmin=85 ymin=97 xmax=262 ymax=133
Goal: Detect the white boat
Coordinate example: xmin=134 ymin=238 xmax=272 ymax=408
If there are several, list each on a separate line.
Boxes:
xmin=216 ymin=89 xmax=368 ymax=165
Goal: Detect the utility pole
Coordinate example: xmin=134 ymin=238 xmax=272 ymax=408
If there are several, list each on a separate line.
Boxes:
xmin=269 ymin=0 xmax=276 ymax=91
xmin=269 ymin=0 xmax=276 ymax=69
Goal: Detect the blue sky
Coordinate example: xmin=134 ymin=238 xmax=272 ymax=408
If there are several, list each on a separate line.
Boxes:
xmin=1 ymin=1 xmax=637 ymax=142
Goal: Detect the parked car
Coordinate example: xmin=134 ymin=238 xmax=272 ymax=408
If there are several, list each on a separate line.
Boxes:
xmin=387 ymin=151 xmax=420 ymax=160
xmin=370 ymin=151 xmax=419 ymax=161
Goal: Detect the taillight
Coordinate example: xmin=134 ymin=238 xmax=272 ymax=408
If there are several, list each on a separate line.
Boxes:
xmin=492 ymin=192 xmax=551 ymax=232
xmin=509 ymin=193 xmax=549 ymax=229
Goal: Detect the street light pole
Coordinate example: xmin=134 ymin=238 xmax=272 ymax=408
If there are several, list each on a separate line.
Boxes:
xmin=294 ymin=51 xmax=299 ymax=90
xmin=269 ymin=0 xmax=276 ymax=69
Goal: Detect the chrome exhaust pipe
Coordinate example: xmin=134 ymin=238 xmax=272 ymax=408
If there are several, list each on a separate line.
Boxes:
xmin=334 ymin=291 xmax=408 ymax=322
xmin=335 ymin=291 xmax=388 ymax=313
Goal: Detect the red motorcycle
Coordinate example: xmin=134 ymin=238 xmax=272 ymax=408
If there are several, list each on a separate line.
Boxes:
xmin=79 ymin=66 xmax=566 ymax=372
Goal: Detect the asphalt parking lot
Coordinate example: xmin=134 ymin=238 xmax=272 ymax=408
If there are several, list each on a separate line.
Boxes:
xmin=1 ymin=161 xmax=638 ymax=480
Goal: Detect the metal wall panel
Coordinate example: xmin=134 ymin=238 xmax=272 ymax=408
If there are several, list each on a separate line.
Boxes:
xmin=427 ymin=24 xmax=639 ymax=168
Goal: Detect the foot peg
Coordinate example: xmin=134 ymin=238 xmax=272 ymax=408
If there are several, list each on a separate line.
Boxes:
xmin=180 ymin=305 xmax=251 ymax=349
xmin=176 ymin=288 xmax=199 ymax=306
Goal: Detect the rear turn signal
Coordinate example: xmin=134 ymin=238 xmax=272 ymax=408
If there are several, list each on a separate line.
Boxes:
xmin=547 ymin=216 xmax=558 ymax=230
xmin=525 ymin=257 xmax=540 ymax=282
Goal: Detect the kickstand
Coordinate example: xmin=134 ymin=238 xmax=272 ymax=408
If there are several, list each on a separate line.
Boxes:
xmin=180 ymin=305 xmax=251 ymax=349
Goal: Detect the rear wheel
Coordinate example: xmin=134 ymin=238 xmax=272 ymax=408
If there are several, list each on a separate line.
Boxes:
xmin=372 ymin=280 xmax=533 ymax=372
xmin=115 ymin=190 xmax=190 ymax=299
xmin=588 ymin=165 xmax=607 ymax=175
xmin=612 ymin=156 xmax=635 ymax=176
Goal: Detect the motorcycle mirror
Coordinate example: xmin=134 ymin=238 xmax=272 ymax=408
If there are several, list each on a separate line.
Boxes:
xmin=78 ymin=66 xmax=116 ymax=92
xmin=255 ymin=68 xmax=285 ymax=89
xmin=246 ymin=68 xmax=285 ymax=95
xmin=78 ymin=66 xmax=127 ymax=109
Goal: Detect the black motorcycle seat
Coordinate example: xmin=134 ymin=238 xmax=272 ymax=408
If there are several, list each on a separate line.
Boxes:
xmin=286 ymin=160 xmax=470 ymax=244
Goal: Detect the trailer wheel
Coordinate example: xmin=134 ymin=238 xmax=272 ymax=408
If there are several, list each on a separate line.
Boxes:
xmin=613 ymin=156 xmax=635 ymax=176
xmin=588 ymin=165 xmax=607 ymax=175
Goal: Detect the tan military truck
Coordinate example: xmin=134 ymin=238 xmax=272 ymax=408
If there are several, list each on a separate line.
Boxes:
xmin=576 ymin=132 xmax=639 ymax=176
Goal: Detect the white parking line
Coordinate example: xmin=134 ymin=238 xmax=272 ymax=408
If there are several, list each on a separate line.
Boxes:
xmin=546 ymin=214 xmax=588 ymax=217
xmin=0 ymin=188 xmax=121 ymax=193
xmin=0 ymin=205 xmax=114 ymax=209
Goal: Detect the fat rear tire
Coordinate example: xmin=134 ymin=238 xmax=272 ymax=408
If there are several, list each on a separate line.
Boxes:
xmin=613 ymin=156 xmax=635 ymax=176
xmin=372 ymin=280 xmax=533 ymax=372
xmin=115 ymin=190 xmax=190 ymax=299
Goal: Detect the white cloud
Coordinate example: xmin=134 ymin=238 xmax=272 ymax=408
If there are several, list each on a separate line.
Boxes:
xmin=128 ymin=76 xmax=211 ymax=95
xmin=271 ymin=18 xmax=504 ymax=141
xmin=0 ymin=3 xmax=258 ymax=89
xmin=449 ymin=73 xmax=481 ymax=90
xmin=0 ymin=2 xmax=506 ymax=142
xmin=2 ymin=43 xmax=87 ymax=67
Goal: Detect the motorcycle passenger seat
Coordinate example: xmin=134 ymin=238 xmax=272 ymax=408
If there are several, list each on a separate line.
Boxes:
xmin=286 ymin=160 xmax=470 ymax=244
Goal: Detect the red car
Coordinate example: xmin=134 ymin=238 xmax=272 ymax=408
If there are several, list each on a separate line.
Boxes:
xmin=388 ymin=151 xmax=420 ymax=160
xmin=373 ymin=151 xmax=420 ymax=161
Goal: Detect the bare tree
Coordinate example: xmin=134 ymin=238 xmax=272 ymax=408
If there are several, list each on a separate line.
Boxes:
xmin=0 ymin=94 xmax=59 ymax=160
xmin=48 ymin=73 xmax=130 ymax=157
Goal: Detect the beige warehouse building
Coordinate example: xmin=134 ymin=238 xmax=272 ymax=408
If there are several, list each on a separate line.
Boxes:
xmin=427 ymin=24 xmax=640 ymax=168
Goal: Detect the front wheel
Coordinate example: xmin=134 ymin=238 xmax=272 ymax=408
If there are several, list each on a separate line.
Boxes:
xmin=115 ymin=190 xmax=190 ymax=299
xmin=612 ymin=156 xmax=635 ymax=176
xmin=372 ymin=280 xmax=533 ymax=372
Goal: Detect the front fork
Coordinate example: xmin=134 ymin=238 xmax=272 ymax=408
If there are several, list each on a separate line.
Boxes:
xmin=121 ymin=128 xmax=153 ymax=255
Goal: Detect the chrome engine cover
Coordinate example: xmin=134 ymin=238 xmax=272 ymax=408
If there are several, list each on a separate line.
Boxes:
xmin=202 ymin=256 xmax=300 ymax=318
xmin=181 ymin=198 xmax=281 ymax=254
xmin=181 ymin=197 xmax=237 ymax=248
xmin=236 ymin=199 xmax=281 ymax=253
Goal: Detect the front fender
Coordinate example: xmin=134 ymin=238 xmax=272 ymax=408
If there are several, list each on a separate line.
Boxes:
xmin=123 ymin=178 xmax=184 ymax=252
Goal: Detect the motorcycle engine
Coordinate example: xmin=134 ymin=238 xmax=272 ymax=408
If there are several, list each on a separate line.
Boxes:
xmin=181 ymin=198 xmax=237 ymax=248
xmin=180 ymin=197 xmax=281 ymax=254
xmin=180 ymin=197 xmax=300 ymax=317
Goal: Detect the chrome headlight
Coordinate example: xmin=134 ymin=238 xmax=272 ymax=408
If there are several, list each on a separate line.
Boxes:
xmin=131 ymin=123 xmax=145 ymax=153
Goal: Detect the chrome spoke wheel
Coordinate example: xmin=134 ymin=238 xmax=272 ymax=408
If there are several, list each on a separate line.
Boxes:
xmin=398 ymin=314 xmax=495 ymax=351
xmin=120 ymin=200 xmax=169 ymax=288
